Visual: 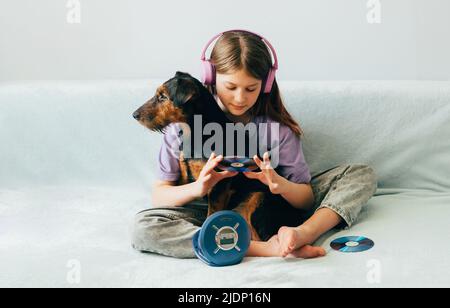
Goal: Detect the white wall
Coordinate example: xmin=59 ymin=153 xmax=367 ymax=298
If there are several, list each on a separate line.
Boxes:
xmin=0 ymin=0 xmax=449 ymax=81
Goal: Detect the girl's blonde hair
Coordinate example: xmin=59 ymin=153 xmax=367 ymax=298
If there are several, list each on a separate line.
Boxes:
xmin=205 ymin=30 xmax=303 ymax=137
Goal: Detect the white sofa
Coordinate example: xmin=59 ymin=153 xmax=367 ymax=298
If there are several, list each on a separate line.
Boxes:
xmin=1 ymin=79 xmax=449 ymax=288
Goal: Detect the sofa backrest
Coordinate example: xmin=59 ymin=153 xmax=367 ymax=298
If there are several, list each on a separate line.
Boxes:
xmin=1 ymin=80 xmax=449 ymax=192
xmin=283 ymin=81 xmax=450 ymax=192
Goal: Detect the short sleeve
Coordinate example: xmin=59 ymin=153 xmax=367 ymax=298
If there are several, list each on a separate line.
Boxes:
xmin=157 ymin=124 xmax=182 ymax=182
xmin=272 ymin=125 xmax=311 ymax=184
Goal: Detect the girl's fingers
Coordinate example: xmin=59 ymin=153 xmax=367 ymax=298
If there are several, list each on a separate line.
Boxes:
xmin=204 ymin=159 xmax=220 ymax=175
xmin=262 ymin=152 xmax=272 ymax=170
xmin=201 ymin=154 xmax=223 ymax=178
xmin=253 ymin=155 xmax=263 ymax=168
xmin=263 ymin=152 xmax=270 ymax=163
xmin=207 ymin=152 xmax=223 ymax=164
xmin=204 ymin=173 xmax=212 ymax=181
xmin=219 ymin=171 xmax=238 ymax=178
xmin=243 ymin=172 xmax=260 ymax=179
xmin=207 ymin=152 xmax=222 ymax=163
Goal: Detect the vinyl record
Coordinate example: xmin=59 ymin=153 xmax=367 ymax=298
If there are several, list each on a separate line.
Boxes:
xmin=216 ymin=156 xmax=259 ymax=172
xmin=330 ymin=236 xmax=374 ymax=253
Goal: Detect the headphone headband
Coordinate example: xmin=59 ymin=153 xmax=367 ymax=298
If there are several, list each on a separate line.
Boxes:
xmin=200 ymin=29 xmax=278 ymax=93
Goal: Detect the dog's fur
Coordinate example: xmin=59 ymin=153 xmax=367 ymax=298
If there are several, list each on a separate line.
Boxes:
xmin=133 ymin=71 xmax=310 ymax=241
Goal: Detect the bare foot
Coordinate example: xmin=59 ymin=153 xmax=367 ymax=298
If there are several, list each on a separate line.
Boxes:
xmin=286 ymin=245 xmax=326 ymax=259
xmin=267 ymin=235 xmax=327 ymax=259
xmin=278 ymin=225 xmax=323 ymax=257
xmin=247 ymin=236 xmax=283 ymax=257
xmin=246 ymin=235 xmax=326 ymax=258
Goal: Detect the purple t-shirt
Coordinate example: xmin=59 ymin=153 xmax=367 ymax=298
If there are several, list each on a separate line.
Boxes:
xmin=157 ymin=115 xmax=312 ymax=185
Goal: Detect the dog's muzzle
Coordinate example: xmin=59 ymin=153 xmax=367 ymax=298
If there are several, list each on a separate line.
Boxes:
xmin=132 ymin=110 xmax=141 ymax=120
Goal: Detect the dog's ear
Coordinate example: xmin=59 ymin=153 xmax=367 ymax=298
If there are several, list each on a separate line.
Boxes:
xmin=175 ymin=71 xmax=192 ymax=78
xmin=173 ymin=78 xmax=198 ymax=105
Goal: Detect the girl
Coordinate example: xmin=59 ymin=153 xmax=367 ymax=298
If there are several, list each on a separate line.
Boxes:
xmin=132 ymin=30 xmax=377 ymax=259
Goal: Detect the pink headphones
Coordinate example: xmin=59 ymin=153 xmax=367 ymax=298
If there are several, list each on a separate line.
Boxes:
xmin=200 ymin=29 xmax=279 ymax=94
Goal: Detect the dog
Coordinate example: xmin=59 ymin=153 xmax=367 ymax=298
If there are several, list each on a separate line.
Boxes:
xmin=133 ymin=71 xmax=311 ymax=241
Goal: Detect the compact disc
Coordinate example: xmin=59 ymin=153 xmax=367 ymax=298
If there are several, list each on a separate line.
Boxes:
xmin=330 ymin=236 xmax=374 ymax=253
xmin=216 ymin=156 xmax=259 ymax=172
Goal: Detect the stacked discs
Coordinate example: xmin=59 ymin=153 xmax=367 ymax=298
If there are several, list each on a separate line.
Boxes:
xmin=216 ymin=156 xmax=259 ymax=172
xmin=330 ymin=236 xmax=375 ymax=253
xmin=193 ymin=211 xmax=251 ymax=267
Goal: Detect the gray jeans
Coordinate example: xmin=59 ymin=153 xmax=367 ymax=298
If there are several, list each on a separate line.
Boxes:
xmin=131 ymin=164 xmax=377 ymax=259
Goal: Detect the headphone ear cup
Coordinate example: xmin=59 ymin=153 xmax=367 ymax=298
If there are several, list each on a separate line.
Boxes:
xmin=210 ymin=64 xmax=216 ymax=85
xmin=201 ymin=60 xmax=216 ymax=85
xmin=263 ymin=68 xmax=276 ymax=94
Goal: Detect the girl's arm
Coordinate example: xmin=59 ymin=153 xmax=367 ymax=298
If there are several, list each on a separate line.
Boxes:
xmin=151 ymin=153 xmax=238 ymax=208
xmin=244 ymin=152 xmax=314 ymax=210
xmin=279 ymin=179 xmax=315 ymax=210
xmin=151 ymin=180 xmax=201 ymax=207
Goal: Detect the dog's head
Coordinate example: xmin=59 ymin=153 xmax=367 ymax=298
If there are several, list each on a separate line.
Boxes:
xmin=132 ymin=71 xmax=206 ymax=133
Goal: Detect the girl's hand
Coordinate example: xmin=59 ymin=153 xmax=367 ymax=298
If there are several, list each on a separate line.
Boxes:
xmin=193 ymin=152 xmax=238 ymax=198
xmin=243 ymin=152 xmax=286 ymax=195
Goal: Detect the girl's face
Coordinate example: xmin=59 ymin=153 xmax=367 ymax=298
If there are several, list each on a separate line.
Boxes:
xmin=215 ymin=69 xmax=262 ymax=118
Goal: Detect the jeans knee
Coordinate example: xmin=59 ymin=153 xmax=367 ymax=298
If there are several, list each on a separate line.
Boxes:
xmin=349 ymin=164 xmax=378 ymax=194
xmin=131 ymin=215 xmax=164 ymax=252
xmin=130 ymin=213 xmax=198 ymax=259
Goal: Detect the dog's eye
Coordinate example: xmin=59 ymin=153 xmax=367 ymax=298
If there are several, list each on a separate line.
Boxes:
xmin=158 ymin=94 xmax=168 ymax=101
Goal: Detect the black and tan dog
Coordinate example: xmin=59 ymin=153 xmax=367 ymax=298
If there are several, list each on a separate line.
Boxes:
xmin=133 ymin=71 xmax=310 ymax=241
